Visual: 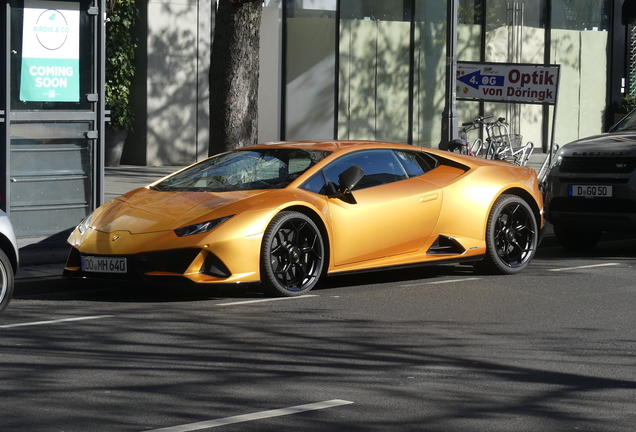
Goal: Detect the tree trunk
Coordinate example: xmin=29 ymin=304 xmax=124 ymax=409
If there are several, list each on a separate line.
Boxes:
xmin=209 ymin=0 xmax=262 ymax=157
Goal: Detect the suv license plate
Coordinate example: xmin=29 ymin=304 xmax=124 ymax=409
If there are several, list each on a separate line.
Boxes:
xmin=82 ymin=256 xmax=127 ymax=273
xmin=568 ymin=185 xmax=613 ymax=197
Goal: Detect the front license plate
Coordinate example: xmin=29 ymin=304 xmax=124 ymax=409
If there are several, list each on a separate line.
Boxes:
xmin=81 ymin=256 xmax=127 ymax=273
xmin=568 ymin=185 xmax=613 ymax=198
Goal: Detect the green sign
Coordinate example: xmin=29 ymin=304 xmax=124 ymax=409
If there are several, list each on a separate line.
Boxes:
xmin=20 ymin=0 xmax=80 ymax=102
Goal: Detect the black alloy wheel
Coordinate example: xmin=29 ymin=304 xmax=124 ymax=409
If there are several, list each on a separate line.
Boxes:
xmin=477 ymin=194 xmax=538 ymax=275
xmin=261 ymin=211 xmax=325 ymax=296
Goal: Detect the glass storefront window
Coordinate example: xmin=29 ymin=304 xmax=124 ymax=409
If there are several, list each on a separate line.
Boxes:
xmin=284 ymin=0 xmax=337 ymax=141
xmin=458 ymin=0 xmax=482 ymax=62
xmin=484 ymin=1 xmax=544 ymax=64
xmin=412 ymin=1 xmax=446 ymax=147
xmin=340 ymin=1 xmax=409 ymax=21
xmin=551 ymin=0 xmax=610 ymax=147
xmin=459 ymin=0 xmax=482 ymax=26
xmin=457 ymin=0 xmax=483 ymax=124
xmin=551 ymin=0 xmax=609 ymax=31
xmin=282 ymin=0 xmax=614 ymax=154
xmin=481 ymin=1 xmax=545 ymax=149
xmin=338 ymin=0 xmax=411 ymax=143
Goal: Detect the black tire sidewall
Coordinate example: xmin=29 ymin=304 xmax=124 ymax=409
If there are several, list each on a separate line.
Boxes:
xmin=261 ymin=211 xmax=324 ymax=296
xmin=0 ymin=249 xmax=15 ymax=313
xmin=481 ymin=194 xmax=538 ymax=275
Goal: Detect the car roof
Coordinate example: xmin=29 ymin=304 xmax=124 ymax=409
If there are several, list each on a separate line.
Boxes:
xmin=245 ymin=140 xmax=419 ymax=153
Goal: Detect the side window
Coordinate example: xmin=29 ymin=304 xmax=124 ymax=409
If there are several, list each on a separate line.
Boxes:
xmin=612 ymin=111 xmax=636 ymax=132
xmin=300 ymin=172 xmax=328 ymax=194
xmin=394 ymin=150 xmax=437 ymax=177
xmin=322 ymin=150 xmax=408 ymax=191
xmin=300 ymin=149 xmax=438 ymax=196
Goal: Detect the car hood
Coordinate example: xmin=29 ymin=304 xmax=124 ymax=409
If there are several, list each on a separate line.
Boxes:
xmin=92 ymin=187 xmax=270 ymax=234
xmin=559 ymin=131 xmax=636 ymax=157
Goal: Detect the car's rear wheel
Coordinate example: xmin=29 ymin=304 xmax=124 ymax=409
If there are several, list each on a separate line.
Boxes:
xmin=553 ymin=225 xmax=601 ymax=250
xmin=261 ymin=211 xmax=325 ymax=297
xmin=0 ymin=249 xmax=15 ymax=313
xmin=477 ymin=194 xmax=538 ymax=275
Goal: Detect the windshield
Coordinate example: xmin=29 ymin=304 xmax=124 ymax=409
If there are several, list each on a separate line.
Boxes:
xmin=153 ymin=148 xmax=332 ymax=192
xmin=611 ymin=110 xmax=636 ymax=132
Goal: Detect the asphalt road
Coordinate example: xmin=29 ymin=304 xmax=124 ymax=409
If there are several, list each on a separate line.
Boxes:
xmin=2 ymin=233 xmax=636 ymax=431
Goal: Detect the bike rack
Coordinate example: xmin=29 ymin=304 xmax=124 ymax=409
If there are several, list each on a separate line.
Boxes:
xmin=537 ymin=143 xmax=559 ymax=187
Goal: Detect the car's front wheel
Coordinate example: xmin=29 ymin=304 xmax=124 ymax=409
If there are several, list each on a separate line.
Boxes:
xmin=261 ymin=211 xmax=325 ymax=296
xmin=0 ymin=249 xmax=15 ymax=313
xmin=477 ymin=194 xmax=538 ymax=275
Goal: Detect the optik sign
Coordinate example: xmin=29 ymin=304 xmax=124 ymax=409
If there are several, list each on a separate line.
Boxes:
xmin=20 ymin=0 xmax=80 ymax=103
xmin=457 ymin=62 xmax=560 ymax=104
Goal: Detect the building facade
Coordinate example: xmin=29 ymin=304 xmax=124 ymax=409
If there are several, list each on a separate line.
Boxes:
xmin=122 ymin=0 xmax=631 ymax=167
xmin=1 ymin=0 xmax=632 ymax=243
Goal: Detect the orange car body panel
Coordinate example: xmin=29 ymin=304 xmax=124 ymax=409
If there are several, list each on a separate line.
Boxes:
xmin=65 ymin=140 xmax=544 ymax=284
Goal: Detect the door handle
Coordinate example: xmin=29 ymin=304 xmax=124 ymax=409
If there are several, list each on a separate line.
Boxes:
xmin=419 ymin=194 xmax=439 ymax=203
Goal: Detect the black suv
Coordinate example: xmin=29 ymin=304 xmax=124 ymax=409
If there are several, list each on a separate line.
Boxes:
xmin=544 ymin=110 xmax=636 ymax=249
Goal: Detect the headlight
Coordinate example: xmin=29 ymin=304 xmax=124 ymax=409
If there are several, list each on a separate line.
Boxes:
xmin=174 ymin=215 xmax=234 ymax=237
xmin=77 ymin=213 xmax=93 ymax=234
xmin=552 ymin=154 xmax=563 ymax=167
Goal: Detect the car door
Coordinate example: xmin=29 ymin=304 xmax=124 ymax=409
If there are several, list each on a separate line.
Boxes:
xmin=322 ymin=149 xmax=442 ymax=266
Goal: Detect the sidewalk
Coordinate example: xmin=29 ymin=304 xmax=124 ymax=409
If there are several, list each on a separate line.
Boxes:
xmin=15 ymin=152 xmax=554 ymax=287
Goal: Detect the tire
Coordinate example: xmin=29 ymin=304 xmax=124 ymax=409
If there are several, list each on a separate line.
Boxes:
xmin=261 ymin=211 xmax=325 ymax=296
xmin=476 ymin=194 xmax=538 ymax=275
xmin=0 ymin=249 xmax=15 ymax=313
xmin=553 ymin=225 xmax=601 ymax=251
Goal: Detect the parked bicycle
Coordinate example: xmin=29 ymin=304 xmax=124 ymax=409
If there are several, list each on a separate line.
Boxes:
xmin=448 ymin=115 xmax=534 ymax=166
xmin=457 ymin=114 xmax=492 ymax=157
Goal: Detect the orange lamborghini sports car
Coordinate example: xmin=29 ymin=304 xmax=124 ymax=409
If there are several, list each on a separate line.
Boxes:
xmin=64 ymin=140 xmax=544 ymax=296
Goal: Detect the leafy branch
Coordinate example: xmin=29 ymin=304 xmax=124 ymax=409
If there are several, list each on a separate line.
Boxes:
xmin=105 ymin=0 xmax=139 ymax=131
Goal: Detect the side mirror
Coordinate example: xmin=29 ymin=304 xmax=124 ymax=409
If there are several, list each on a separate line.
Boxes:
xmin=338 ymin=165 xmax=364 ymax=195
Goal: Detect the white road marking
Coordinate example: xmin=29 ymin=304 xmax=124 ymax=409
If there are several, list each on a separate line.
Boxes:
xmin=400 ymin=277 xmax=481 ymax=287
xmin=548 ymin=263 xmax=619 ymax=272
xmin=425 ymin=277 xmax=481 ymax=285
xmin=145 ymin=399 xmax=354 ymax=432
xmin=216 ymin=295 xmax=318 ymax=306
xmin=0 ymin=315 xmax=114 ymax=329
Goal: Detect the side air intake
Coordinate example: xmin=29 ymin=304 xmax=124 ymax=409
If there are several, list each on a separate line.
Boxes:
xmin=426 ymin=235 xmax=466 ymax=255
